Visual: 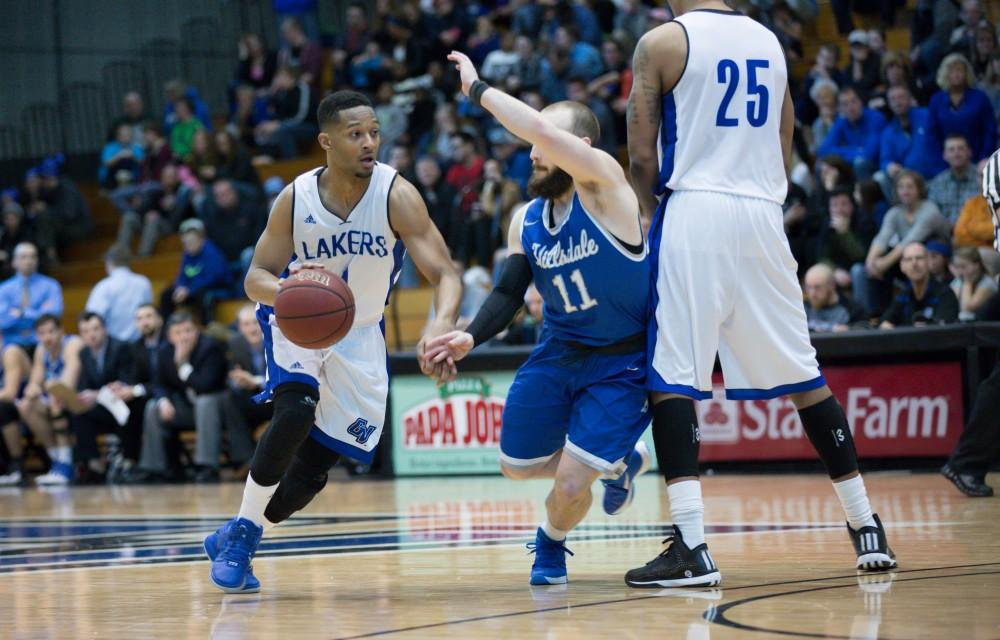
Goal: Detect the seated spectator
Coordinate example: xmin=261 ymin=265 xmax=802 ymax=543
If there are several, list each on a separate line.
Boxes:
xmin=99 ymin=124 xmax=144 ymax=189
xmin=492 ymin=284 xmax=544 ymax=346
xmin=159 ymin=219 xmax=230 ymax=324
xmin=880 ymin=242 xmax=960 ymax=327
xmin=330 ymin=3 xmax=370 ymax=81
xmin=809 ymin=79 xmax=839 ymax=153
xmin=477 ymin=158 xmax=524 ymax=255
xmin=228 ymin=84 xmax=268 ymax=150
xmin=235 ymin=33 xmax=277 ymax=93
xmin=446 ymin=131 xmax=485 ymax=220
xmin=0 ymin=203 xmax=35 ymax=278
xmin=795 ymin=43 xmax=845 ymax=125
xmin=968 ymin=22 xmax=996 ymax=78
xmin=0 ymin=243 xmax=63 ymax=349
xmin=69 ymin=312 xmax=138 ymax=483
xmin=613 ymin=0 xmax=649 ymax=43
xmin=491 ymin=128 xmax=532 ymax=196
xmin=255 ymin=65 xmax=318 ymax=159
xmin=842 ymin=30 xmax=881 ymax=101
xmin=163 ymin=79 xmax=211 ymax=133
xmin=928 ymin=53 xmax=997 ymax=162
xmin=868 ymin=51 xmax=915 ymax=115
xmin=853 ymin=171 xmax=951 ymax=316
xmin=116 ymin=304 xmax=164 ymax=482
xmin=201 ymin=179 xmax=266 ymax=281
xmin=374 ymin=82 xmax=408 ymax=163
xmin=506 ymin=35 xmax=544 ymax=94
xmin=136 ymin=312 xmax=228 ymax=483
xmin=954 ymin=159 xmax=995 ymax=247
xmin=222 ymin=304 xmax=270 ymax=471
xmin=15 ymin=314 xmax=82 ymax=485
xmin=106 ymin=91 xmax=148 ymax=145
xmin=910 ymin=0 xmax=961 ymax=91
xmin=214 ymin=130 xmax=260 ymax=189
xmin=168 ymin=97 xmax=206 ymax=163
xmin=0 ymin=343 xmax=33 ymax=486
xmin=855 ymin=178 xmax=888 ymax=229
xmin=188 ymin=129 xmax=220 ymax=185
xmin=85 ymin=246 xmax=153 ymax=343
xmin=950 ymin=245 xmax=998 ymax=320
xmin=278 ymin=17 xmax=324 ymax=90
xmin=554 ymin=24 xmax=603 ymax=81
xmin=818 ymin=188 xmax=876 ymax=289
xmin=804 ymin=263 xmax=866 ymax=332
xmin=481 ymin=30 xmax=519 ymax=84
xmin=831 ymin=0 xmax=899 ymax=35
xmin=979 ymin=50 xmax=1000 ymax=125
xmin=467 ymin=16 xmax=500 ymax=67
xmin=415 ymin=155 xmax=460 ymax=255
xmin=32 ymin=157 xmax=93 ymax=264
xmin=540 ymin=45 xmax=573 ymax=104
xmin=926 ymin=240 xmax=953 ymax=281
xmin=878 ymin=85 xmax=943 ymax=186
xmin=387 ymin=145 xmax=416 ymax=185
xmin=118 ymin=163 xmax=193 ymax=258
xmin=566 ymin=76 xmax=617 ymax=156
xmin=949 ymin=0 xmax=987 ymax=59
xmin=138 ymin=122 xmax=174 ymax=184
xmin=928 ymin=134 xmax=981 ymax=223
xmin=817 ymin=86 xmax=886 ymax=178
xmin=348 ymin=41 xmax=390 ymax=90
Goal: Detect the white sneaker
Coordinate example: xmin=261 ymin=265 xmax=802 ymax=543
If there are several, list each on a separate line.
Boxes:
xmin=0 ymin=470 xmax=22 ymax=486
xmin=35 ymin=470 xmax=71 ymax=486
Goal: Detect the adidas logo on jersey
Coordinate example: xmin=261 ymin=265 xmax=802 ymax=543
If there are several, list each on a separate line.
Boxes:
xmin=289 ymin=362 xmax=305 ymax=370
xmin=304 ymin=214 xmax=317 ymax=224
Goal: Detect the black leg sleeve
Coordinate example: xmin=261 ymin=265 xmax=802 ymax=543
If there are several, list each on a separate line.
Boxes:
xmin=249 ymin=383 xmax=320 ymax=486
xmin=264 ymin=438 xmax=341 ymax=524
xmin=651 ymin=398 xmax=702 ymax=481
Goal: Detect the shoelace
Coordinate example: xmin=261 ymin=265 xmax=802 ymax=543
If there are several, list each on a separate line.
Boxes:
xmin=526 ymin=540 xmax=575 ymax=561
xmin=654 ymin=535 xmax=679 ymax=561
xmin=222 ymin=524 xmax=258 ymax=563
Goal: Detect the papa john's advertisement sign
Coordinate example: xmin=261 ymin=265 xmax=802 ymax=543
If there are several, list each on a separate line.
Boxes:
xmin=389 ymin=362 xmax=963 ymax=475
xmin=391 ymin=373 xmax=513 ymax=475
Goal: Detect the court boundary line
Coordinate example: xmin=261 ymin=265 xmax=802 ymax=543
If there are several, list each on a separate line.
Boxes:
xmin=327 ymin=563 xmax=1000 ymax=639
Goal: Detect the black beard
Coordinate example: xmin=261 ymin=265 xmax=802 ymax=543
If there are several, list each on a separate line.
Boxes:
xmin=528 ymin=167 xmax=573 ymax=200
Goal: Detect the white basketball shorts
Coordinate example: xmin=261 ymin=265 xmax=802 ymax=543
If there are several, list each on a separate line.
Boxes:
xmin=256 ymin=305 xmax=388 ymax=463
xmin=648 ymin=190 xmax=824 ymax=400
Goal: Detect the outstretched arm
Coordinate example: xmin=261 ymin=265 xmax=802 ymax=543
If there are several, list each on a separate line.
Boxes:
xmin=447 ymin=51 xmax=623 ymax=188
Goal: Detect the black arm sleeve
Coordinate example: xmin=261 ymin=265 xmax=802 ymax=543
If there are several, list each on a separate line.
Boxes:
xmin=465 ymin=253 xmax=534 ymax=347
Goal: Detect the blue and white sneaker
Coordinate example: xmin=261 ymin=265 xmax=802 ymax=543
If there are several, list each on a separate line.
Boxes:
xmin=527 ymin=528 xmax=575 ymax=585
xmin=602 ymin=441 xmax=651 ymax=515
xmin=209 ymin=517 xmax=263 ymax=593
xmin=205 ymin=524 xmax=261 ymax=593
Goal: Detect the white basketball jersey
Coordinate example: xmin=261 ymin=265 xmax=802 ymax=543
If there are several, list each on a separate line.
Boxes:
xmin=290 ymin=162 xmax=404 ymax=327
xmin=657 ymin=10 xmax=788 ymax=204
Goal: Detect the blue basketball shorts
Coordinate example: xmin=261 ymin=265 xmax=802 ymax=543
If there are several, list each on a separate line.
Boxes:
xmin=500 ymin=337 xmax=651 ymax=476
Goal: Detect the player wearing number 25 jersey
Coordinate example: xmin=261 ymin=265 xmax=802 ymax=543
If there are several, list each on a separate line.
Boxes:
xmin=624 ymin=1 xmax=896 ymax=589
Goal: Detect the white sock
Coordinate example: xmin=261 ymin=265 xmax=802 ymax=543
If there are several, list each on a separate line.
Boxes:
xmin=833 ymin=475 xmax=876 ymax=530
xmin=48 ymin=446 xmax=72 ymax=464
xmin=668 ymin=480 xmax=705 ymax=548
xmin=541 ymin=520 xmax=567 ymax=542
xmin=237 ymin=473 xmax=278 ymax=530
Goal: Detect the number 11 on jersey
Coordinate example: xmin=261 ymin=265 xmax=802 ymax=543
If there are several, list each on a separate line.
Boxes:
xmin=552 ymin=269 xmax=598 ymax=313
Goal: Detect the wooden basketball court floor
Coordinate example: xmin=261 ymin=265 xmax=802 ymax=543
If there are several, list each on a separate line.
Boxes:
xmin=1 ymin=472 xmax=998 ymax=639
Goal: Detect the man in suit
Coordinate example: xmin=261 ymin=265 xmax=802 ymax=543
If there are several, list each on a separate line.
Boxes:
xmin=223 ymin=304 xmax=271 ymax=473
xmin=137 ymin=311 xmax=228 ymax=482
xmin=64 ymin=312 xmax=137 ymax=483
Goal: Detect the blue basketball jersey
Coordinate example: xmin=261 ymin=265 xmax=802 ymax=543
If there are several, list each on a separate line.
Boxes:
xmin=520 ymin=194 xmax=648 ymax=346
xmin=43 ymin=337 xmax=68 ymax=381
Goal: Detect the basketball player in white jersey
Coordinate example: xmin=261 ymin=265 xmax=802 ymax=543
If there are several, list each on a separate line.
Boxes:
xmin=207 ymin=90 xmax=462 ymax=593
xmin=623 ymin=1 xmax=896 ymax=587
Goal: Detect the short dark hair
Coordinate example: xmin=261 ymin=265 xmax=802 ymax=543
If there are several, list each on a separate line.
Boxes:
xmin=105 ymin=244 xmax=131 ymax=267
xmin=142 ymin=120 xmax=163 ymax=137
xmin=166 ymin=311 xmax=195 ymax=329
xmin=944 ymin=133 xmax=971 ymax=148
xmin=838 ymin=85 xmax=861 ymax=100
xmin=452 ymin=131 xmax=476 ymax=147
xmin=317 ymin=90 xmax=374 ymax=128
xmin=79 ymin=311 xmax=105 ymax=326
xmin=137 ymin=303 xmax=159 ymax=315
xmin=35 ymin=313 xmax=61 ymax=330
xmin=828 ymin=187 xmax=854 ymax=202
xmin=542 ymin=101 xmax=601 ymax=144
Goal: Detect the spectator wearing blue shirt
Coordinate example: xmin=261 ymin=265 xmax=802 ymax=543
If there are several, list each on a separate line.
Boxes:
xmin=928 ymin=53 xmax=997 ymax=162
xmin=542 ymin=0 xmax=602 ymax=47
xmin=99 ymin=123 xmax=145 ymax=189
xmin=554 ymin=25 xmax=603 ymax=81
xmin=85 ymin=246 xmax=153 ymax=343
xmin=817 ymin=86 xmax=887 ymax=179
xmin=876 ymin=85 xmax=945 ymax=201
xmin=0 ymin=242 xmax=63 ymax=349
xmin=159 ymin=219 xmax=230 ymax=324
xmin=540 ymin=47 xmax=573 ymax=104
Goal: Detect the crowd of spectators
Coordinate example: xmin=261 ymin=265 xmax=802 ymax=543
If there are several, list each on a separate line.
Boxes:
xmin=0 ymin=0 xmax=999 ymax=485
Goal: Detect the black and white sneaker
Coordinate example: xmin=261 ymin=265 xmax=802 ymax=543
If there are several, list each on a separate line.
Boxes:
xmin=848 ymin=513 xmax=897 ymax=572
xmin=625 ymin=525 xmax=722 ymax=588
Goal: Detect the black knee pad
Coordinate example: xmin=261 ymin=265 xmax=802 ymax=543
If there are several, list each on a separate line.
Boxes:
xmin=798 ymin=396 xmax=858 ymax=478
xmin=250 ymin=383 xmax=320 ymax=486
xmin=264 ymin=442 xmax=340 ymax=523
xmin=651 ymin=397 xmax=701 ymax=480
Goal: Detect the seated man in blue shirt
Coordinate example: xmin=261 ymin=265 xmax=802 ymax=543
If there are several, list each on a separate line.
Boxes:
xmin=158 ymin=219 xmax=230 ymax=324
xmin=818 ymin=85 xmax=887 ymax=179
xmin=0 ymin=242 xmax=64 ymax=351
xmin=878 ymin=85 xmax=945 ymax=183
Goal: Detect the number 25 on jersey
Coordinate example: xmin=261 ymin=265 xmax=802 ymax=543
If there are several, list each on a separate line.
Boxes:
xmin=716 ymin=58 xmax=770 ymax=128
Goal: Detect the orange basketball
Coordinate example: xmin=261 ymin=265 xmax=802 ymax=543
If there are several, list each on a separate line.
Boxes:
xmin=274 ymin=268 xmax=355 ymax=349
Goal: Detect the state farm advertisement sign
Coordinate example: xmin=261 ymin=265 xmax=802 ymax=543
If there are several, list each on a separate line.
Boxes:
xmin=699 ymin=363 xmax=963 ymax=461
